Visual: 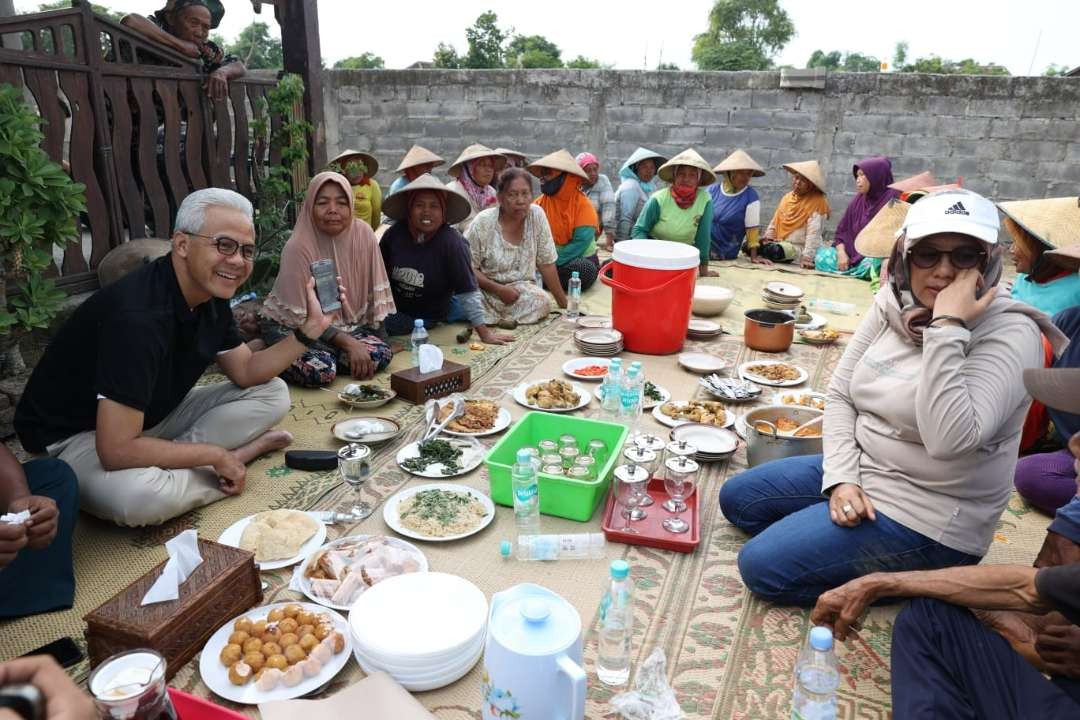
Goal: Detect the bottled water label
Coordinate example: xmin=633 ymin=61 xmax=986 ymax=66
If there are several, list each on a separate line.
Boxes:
xmin=514 ymin=483 xmax=538 ymax=503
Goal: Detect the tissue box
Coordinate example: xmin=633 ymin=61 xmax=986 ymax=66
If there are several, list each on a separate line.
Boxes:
xmin=390 ymin=361 xmax=471 ymax=404
xmin=83 ymin=538 xmax=262 ymax=679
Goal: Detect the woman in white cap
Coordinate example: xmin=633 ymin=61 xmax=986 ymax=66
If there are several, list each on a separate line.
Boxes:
xmin=530 ymin=149 xmax=601 ymax=291
xmin=707 ymin=149 xmax=765 ymax=263
xmin=999 ymin=197 xmax=1080 ymax=318
xmin=614 ymin=147 xmax=665 ymax=243
xmin=761 ymin=160 xmax=830 ymax=268
xmin=380 ymin=175 xmax=513 ymax=345
xmin=326 ymin=150 xmax=381 ymax=231
xmin=575 ymin=152 xmax=616 ymax=250
xmin=632 ymin=148 xmax=718 ymax=277
xmin=720 ymin=188 xmax=1067 ymax=607
xmin=445 ymin=144 xmax=507 ymax=235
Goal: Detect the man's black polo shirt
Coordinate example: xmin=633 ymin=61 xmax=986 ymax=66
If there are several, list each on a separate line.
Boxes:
xmin=15 ymin=254 xmax=242 ymax=453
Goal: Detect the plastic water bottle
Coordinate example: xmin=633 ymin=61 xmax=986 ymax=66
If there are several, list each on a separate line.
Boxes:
xmin=499 ymin=533 xmax=605 ymax=561
xmin=600 ymin=359 xmax=623 ymax=421
xmin=619 ymin=365 xmax=643 ymax=429
xmin=567 ymin=271 xmax=582 ymax=319
xmin=409 ymin=319 xmax=428 ymax=367
xmin=511 ymin=449 xmax=541 ymax=537
xmin=597 ymin=559 xmax=634 ymax=686
xmin=808 ymin=298 xmax=855 ymax=316
xmin=792 ymin=626 xmax=840 ymax=720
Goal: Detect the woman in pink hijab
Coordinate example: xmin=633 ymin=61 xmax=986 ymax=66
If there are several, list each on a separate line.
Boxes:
xmin=260 ymin=172 xmax=396 ymax=387
xmin=575 ymin=152 xmax=616 ymax=249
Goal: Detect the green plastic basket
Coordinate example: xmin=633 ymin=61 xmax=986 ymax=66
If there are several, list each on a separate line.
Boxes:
xmin=485 ymin=411 xmax=630 ymax=522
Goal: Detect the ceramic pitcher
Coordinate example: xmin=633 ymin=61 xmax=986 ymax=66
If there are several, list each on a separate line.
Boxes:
xmin=481 ymin=583 xmax=586 ymax=720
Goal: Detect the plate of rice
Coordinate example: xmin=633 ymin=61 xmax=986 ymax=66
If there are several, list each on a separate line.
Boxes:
xmin=383 ymin=484 xmax=495 ymax=542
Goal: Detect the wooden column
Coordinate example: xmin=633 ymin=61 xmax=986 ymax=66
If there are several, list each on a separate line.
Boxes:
xmin=274 ymin=0 xmax=326 ymax=171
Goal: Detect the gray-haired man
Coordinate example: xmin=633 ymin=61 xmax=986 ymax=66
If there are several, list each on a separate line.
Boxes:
xmin=15 ymin=189 xmax=335 ymax=526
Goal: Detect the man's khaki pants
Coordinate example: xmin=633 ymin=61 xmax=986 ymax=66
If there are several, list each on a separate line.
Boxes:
xmin=47 ymin=378 xmax=290 ymax=527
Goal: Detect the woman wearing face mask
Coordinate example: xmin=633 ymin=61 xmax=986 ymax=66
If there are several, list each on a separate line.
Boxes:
xmin=465 ymin=167 xmax=568 ymax=327
xmin=445 ymin=144 xmax=506 ymax=235
xmin=260 ymin=172 xmax=395 ymax=387
xmin=614 ymin=147 xmax=666 ymax=243
xmin=999 ymin=197 xmax=1080 ymax=318
xmin=761 ymin=160 xmax=831 ymax=268
xmin=380 ymin=175 xmax=513 ymax=345
xmin=708 ymin=149 xmax=765 ymax=263
xmin=632 ymin=148 xmax=718 ymax=278
xmin=832 ymin=156 xmax=900 ymax=273
xmin=529 ymin=149 xmax=601 ymax=291
xmin=719 ymin=189 xmax=1067 ymax=607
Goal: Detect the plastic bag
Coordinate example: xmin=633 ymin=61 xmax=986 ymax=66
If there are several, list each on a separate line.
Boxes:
xmin=814 ymin=246 xmax=838 ymax=273
xmin=609 ymin=647 xmax=683 ymax=720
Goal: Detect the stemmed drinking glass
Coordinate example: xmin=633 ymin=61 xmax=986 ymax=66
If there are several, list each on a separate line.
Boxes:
xmin=662 ymin=456 xmax=699 ymax=533
xmin=622 ymin=446 xmax=657 ymax=509
xmin=338 ymin=443 xmax=373 ymax=519
xmin=614 ymin=464 xmax=649 ymax=533
xmin=663 ymin=440 xmax=698 ymax=482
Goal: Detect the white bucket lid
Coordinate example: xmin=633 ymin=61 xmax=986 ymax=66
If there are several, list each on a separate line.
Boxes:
xmin=612 ymin=239 xmax=699 ymax=271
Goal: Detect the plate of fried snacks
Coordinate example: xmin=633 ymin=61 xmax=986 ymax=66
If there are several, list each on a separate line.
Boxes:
xmin=798 ymin=328 xmax=839 ymax=345
xmin=383 ymin=484 xmax=495 ymax=542
xmin=436 ymin=399 xmax=512 ymax=437
xmin=396 ymin=437 xmax=486 ymax=478
xmin=562 ymin=357 xmax=612 ymax=381
xmin=512 ymin=378 xmax=590 ymax=412
xmin=218 ymin=510 xmax=326 ymax=571
xmin=652 ymin=400 xmax=734 ymax=429
xmin=199 ymin=602 xmax=351 ymax=703
xmin=337 ymin=383 xmax=396 ymax=409
xmin=738 ymin=361 xmax=808 ymax=387
xmin=774 ymin=390 xmax=828 ymax=411
xmin=298 ymin=535 xmax=428 ymax=611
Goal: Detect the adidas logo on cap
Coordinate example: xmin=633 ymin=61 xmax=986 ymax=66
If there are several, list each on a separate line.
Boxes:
xmin=943 ymin=201 xmax=970 ymax=216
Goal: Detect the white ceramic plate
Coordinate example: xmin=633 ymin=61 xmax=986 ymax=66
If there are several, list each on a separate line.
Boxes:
xmin=383 ymin=484 xmax=496 ymax=542
xmin=576 ymin=315 xmax=612 ymax=328
xmin=773 ymin=390 xmax=828 ymax=411
xmin=651 ymin=402 xmax=735 ymax=429
xmin=198 ymin=602 xmax=351 ymax=704
xmin=738 ymin=361 xmax=809 ymax=387
xmin=764 ymin=281 xmax=804 ymax=299
xmin=331 ymin=417 xmax=401 ymax=443
xmin=669 ymin=423 xmax=739 ymax=455
xmin=687 ymin=318 xmax=723 ymax=335
xmin=511 ymin=380 xmax=591 ymax=412
xmin=641 ymin=383 xmax=671 ymax=410
xmin=795 ymin=313 xmax=827 ymax=331
xmin=217 ymin=512 xmax=327 ymax=571
xmin=678 ymin=352 xmax=728 ymax=374
xmin=733 ymin=413 xmax=748 ymax=440
xmin=799 ymin=328 xmax=840 ymax=345
xmin=396 ymin=439 xmax=486 ymax=478
xmin=574 ymin=328 xmax=623 ymax=345
xmin=440 ymin=406 xmax=513 ymax=438
xmin=296 ymin=535 xmax=429 ymax=611
xmin=562 ymin=357 xmax=613 ymax=381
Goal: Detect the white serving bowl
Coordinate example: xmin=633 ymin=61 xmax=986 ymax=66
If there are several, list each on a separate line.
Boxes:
xmin=692 ymin=285 xmax=735 ymax=316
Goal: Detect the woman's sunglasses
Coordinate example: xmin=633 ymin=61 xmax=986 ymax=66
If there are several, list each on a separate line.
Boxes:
xmin=908 ymin=247 xmax=987 ymax=270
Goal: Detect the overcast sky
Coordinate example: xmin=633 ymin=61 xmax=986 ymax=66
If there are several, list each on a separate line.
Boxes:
xmin=16 ymin=0 xmax=1078 ymax=75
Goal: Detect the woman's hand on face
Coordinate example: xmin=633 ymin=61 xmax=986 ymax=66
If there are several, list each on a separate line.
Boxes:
xmin=344 ymin=339 xmax=376 ymax=379
xmin=932 ymin=268 xmax=997 ymax=326
xmin=495 ymin=284 xmax=521 ymax=306
xmin=829 ymin=483 xmax=876 ymax=527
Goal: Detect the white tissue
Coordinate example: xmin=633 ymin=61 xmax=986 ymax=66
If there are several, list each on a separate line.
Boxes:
xmin=0 ymin=510 xmax=30 ymax=525
xmin=418 ymin=344 xmax=444 ymax=374
xmin=140 ymin=529 xmax=204 ymax=606
xmin=610 ymin=648 xmax=683 ymax=720
xmin=343 ymin=383 xmax=360 ymax=395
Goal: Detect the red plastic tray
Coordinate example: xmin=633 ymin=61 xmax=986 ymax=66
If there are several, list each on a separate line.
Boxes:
xmin=601 ymin=477 xmax=700 ymax=553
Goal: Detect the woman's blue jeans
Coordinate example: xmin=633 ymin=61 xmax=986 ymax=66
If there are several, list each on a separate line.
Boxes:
xmin=718 ymin=454 xmax=980 ymax=607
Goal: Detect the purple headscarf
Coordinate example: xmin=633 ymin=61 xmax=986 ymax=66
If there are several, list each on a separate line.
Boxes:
xmin=833 ymin=156 xmax=899 ymax=265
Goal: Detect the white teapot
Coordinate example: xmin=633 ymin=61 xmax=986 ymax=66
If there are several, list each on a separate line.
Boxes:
xmin=481 ymin=583 xmax=586 ymax=720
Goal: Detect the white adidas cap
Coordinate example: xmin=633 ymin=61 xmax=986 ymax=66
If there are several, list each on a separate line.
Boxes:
xmin=901 ymin=188 xmax=1000 ymax=250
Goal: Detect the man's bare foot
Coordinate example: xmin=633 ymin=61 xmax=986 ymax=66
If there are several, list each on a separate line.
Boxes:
xmin=234 ymin=430 xmax=293 ymax=465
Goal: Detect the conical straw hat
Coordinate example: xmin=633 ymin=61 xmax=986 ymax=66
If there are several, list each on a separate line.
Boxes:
xmin=328 ymin=149 xmax=379 ymax=177
xmin=712 ymin=149 xmax=765 ymax=177
xmin=619 ymin=147 xmax=667 ymax=176
xmin=527 ymin=149 xmax=588 ymax=180
xmin=781 ymin=160 xmax=827 ymax=194
xmin=447 ymin=144 xmax=507 ymax=178
xmin=1045 ymin=245 xmax=1080 ymax=273
xmin=395 ymin=145 xmax=444 ymax=173
xmin=658 ymin=149 xmax=716 ymax=186
xmin=888 ymin=171 xmax=938 ymax=193
xmin=855 ymin=199 xmax=911 ymax=259
xmin=996 ymin=197 xmax=1080 ymax=249
xmin=494 ymin=147 xmax=528 ymax=162
xmin=381 ymin=173 xmax=472 ymax=226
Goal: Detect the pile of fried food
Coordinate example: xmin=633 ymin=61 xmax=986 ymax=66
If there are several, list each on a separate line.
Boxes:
xmin=800 ymin=328 xmax=839 ymax=343
xmin=660 ymin=400 xmax=727 ymax=426
xmin=745 ymin=363 xmax=801 ymax=382
xmin=526 ymin=379 xmax=580 ymax=409
xmin=780 ymin=393 xmax=826 ymax=411
xmin=218 ymin=604 xmax=346 ymax=690
xmin=239 ymin=510 xmax=321 ymax=563
xmin=304 ymin=537 xmax=422 ymax=606
xmin=439 ymin=399 xmax=499 ymax=433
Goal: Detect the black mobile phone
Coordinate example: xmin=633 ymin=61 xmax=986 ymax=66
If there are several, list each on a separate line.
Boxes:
xmin=19 ymin=636 xmax=82 ymax=669
xmin=310 ymin=259 xmax=341 ymax=313
xmin=0 ymin=684 xmax=43 ymax=720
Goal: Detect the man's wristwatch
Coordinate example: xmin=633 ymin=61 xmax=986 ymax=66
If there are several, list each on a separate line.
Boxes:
xmin=293 ymin=327 xmax=318 ymax=347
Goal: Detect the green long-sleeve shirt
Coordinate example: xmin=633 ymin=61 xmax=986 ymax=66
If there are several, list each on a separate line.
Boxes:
xmin=631 ymin=188 xmax=712 ymax=265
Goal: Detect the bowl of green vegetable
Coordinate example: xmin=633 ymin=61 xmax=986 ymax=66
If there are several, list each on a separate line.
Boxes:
xmin=339 ymin=383 xmax=397 ymax=409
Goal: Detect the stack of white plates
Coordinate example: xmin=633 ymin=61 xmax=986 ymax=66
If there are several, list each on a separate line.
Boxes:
xmin=687 ymin=318 xmax=723 ymax=340
xmin=348 ymin=572 xmax=488 ymax=692
xmin=669 ymin=423 xmax=739 ymax=463
xmin=761 ymin=281 xmax=804 ymax=312
xmin=574 ymin=328 xmax=624 ymax=356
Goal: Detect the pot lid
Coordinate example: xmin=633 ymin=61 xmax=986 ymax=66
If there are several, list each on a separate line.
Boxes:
xmin=612 ymin=239 xmax=699 ymax=271
xmin=489 ymin=584 xmax=581 ymax=656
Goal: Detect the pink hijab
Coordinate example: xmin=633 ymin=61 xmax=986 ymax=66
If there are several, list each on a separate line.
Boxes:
xmin=262 ymin=172 xmax=395 ymax=329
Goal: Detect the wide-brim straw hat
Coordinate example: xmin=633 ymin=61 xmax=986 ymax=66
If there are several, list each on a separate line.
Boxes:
xmin=527 ymin=149 xmax=589 ymax=180
xmin=1024 ymin=367 xmax=1080 ymax=415
xmin=658 ymin=149 xmax=716 ymax=186
xmin=888 ymin=171 xmax=938 ymax=193
xmin=712 ymin=149 xmax=765 ymax=177
xmin=855 ymin=198 xmax=911 ymax=259
xmin=328 ymin=149 xmax=378 ymax=177
xmin=495 ymin=147 xmax=528 ymax=162
xmin=996 ymin=197 xmax=1080 ymax=249
xmin=782 ymin=160 xmax=827 ymax=194
xmin=1045 ymin=245 xmax=1080 ymax=273
xmin=395 ymin=145 xmax=444 ymax=173
xmin=447 ymin=144 xmax=507 ymax=178
xmin=381 ymin=174 xmax=472 ymax=226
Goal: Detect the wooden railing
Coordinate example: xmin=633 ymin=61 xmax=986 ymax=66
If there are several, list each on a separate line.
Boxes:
xmin=0 ymin=1 xmax=297 ymax=293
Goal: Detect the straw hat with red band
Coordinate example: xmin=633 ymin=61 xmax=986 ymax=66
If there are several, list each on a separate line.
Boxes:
xmin=447 ymin=144 xmax=507 ymax=178
xmin=1024 ymin=367 xmax=1080 ymax=416
xmin=888 ymin=171 xmax=939 ymax=194
xmin=381 ymin=174 xmax=472 ymax=226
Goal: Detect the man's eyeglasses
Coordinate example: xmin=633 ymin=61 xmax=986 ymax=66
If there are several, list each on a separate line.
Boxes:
xmin=185 ymin=232 xmax=259 ymax=262
xmin=908 ymin=247 xmax=986 ymax=270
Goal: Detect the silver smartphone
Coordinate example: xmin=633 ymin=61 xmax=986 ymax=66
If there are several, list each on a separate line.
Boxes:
xmin=310 ymin=259 xmax=341 ymax=313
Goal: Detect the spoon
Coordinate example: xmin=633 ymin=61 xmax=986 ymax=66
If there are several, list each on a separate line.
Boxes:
xmin=791 ymin=415 xmax=823 ymax=436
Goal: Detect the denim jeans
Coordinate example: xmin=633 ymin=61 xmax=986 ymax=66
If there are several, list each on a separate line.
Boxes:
xmin=718 ymin=454 xmax=981 ymax=606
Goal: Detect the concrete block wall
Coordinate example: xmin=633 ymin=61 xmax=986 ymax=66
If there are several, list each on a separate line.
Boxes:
xmin=324 ymin=69 xmax=1080 ymax=236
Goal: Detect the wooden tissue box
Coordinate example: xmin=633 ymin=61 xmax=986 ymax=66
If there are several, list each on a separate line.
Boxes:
xmin=83 ymin=538 xmax=262 ymax=679
xmin=390 ymin=361 xmax=471 ymax=404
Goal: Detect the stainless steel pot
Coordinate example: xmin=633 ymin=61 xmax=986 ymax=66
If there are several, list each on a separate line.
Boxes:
xmin=744 ymin=405 xmax=823 ymax=467
xmin=743 ymin=309 xmax=795 ymax=352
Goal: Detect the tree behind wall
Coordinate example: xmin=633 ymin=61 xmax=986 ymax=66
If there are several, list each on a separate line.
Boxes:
xmin=692 ymin=0 xmax=794 ymax=71
xmin=463 ymin=10 xmax=507 ymax=69
xmin=334 ymin=53 xmax=384 ymax=69
xmin=226 ymin=21 xmax=282 ymax=70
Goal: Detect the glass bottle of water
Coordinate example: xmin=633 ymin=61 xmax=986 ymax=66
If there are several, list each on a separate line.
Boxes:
xmin=600 ymin=359 xmax=623 ymax=421
xmin=511 ymin=448 xmax=541 ymax=537
xmin=409 ymin=319 xmax=429 ymax=367
xmin=597 ymin=559 xmax=633 ymax=686
xmin=567 ymin=271 xmax=582 ymax=318
xmin=792 ymin=626 xmax=840 ymax=720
